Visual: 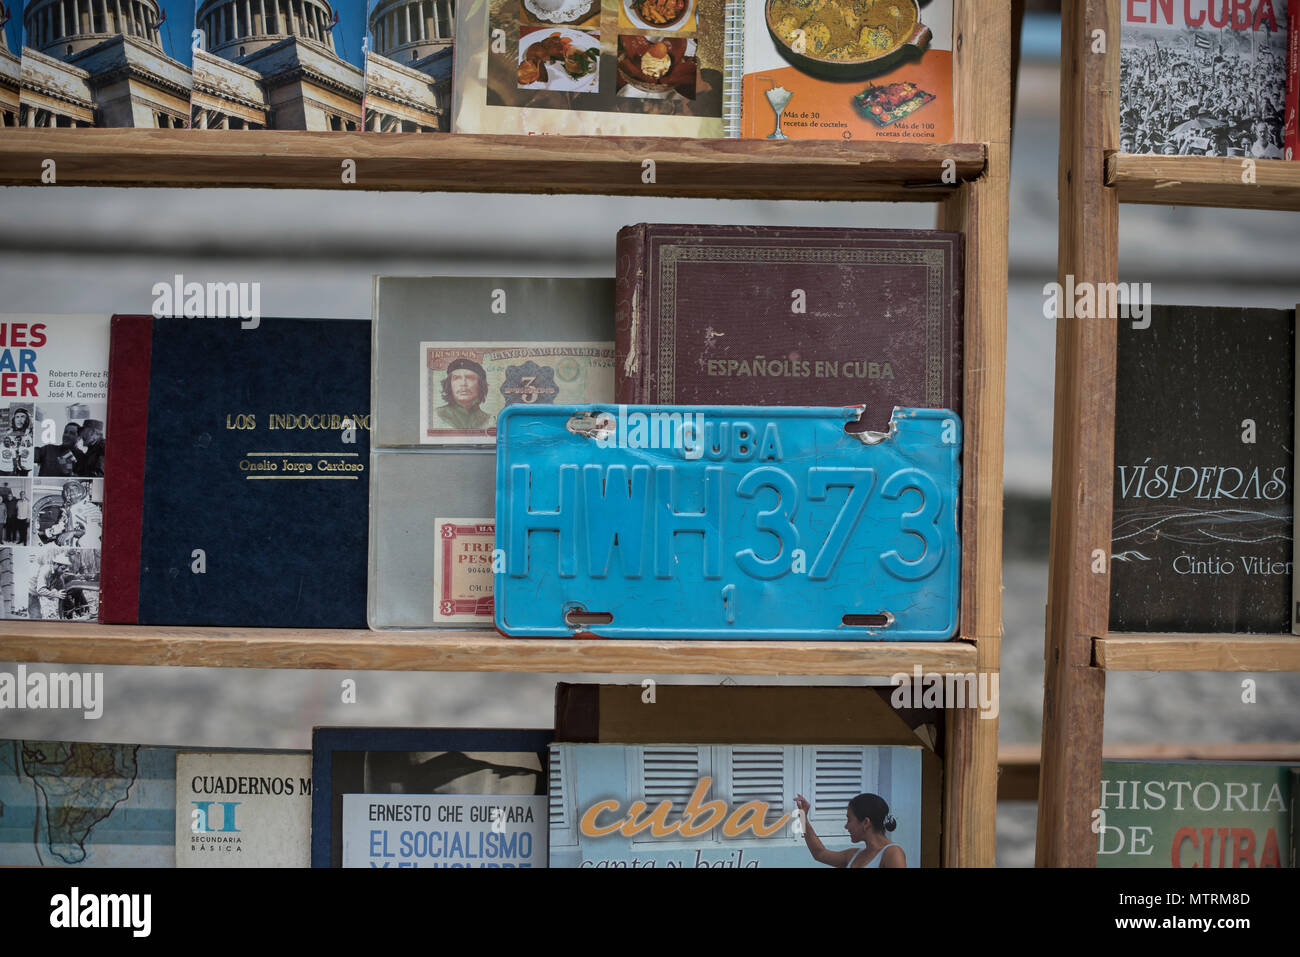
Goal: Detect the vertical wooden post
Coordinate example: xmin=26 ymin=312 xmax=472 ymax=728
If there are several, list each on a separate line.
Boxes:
xmin=1037 ymin=0 xmax=1119 ymax=867
xmin=937 ymin=0 xmax=1010 ymax=867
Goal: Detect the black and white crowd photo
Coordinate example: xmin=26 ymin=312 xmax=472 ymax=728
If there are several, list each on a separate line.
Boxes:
xmin=1121 ymin=9 xmax=1289 ymax=158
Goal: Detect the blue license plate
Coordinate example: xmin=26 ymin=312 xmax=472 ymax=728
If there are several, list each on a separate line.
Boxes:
xmin=494 ymin=405 xmax=960 ymax=640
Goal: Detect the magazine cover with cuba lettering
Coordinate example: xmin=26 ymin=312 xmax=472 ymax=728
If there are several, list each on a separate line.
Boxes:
xmin=1120 ymin=0 xmax=1288 ymax=157
xmin=551 ymin=743 xmax=922 ymax=867
xmin=735 ymin=0 xmax=952 ymax=141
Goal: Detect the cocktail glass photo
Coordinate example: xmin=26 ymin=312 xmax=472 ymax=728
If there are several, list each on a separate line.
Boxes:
xmin=765 ymin=84 xmax=793 ymax=139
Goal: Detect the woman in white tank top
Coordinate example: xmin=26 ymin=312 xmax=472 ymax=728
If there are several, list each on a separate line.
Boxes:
xmin=793 ymin=792 xmax=906 ymax=868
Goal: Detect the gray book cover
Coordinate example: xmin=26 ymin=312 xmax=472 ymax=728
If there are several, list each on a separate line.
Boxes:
xmin=370 ymin=276 xmax=615 ymax=630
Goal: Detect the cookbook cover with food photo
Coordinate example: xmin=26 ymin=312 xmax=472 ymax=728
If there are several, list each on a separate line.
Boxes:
xmin=452 ymin=0 xmax=725 ymax=134
xmin=736 ymin=0 xmax=952 ymax=141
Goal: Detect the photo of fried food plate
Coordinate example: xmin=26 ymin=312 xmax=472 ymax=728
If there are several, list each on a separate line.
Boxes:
xmin=518 ymin=28 xmax=602 ymax=92
xmin=765 ymin=0 xmax=932 ymax=82
xmin=623 ymin=0 xmax=693 ymax=32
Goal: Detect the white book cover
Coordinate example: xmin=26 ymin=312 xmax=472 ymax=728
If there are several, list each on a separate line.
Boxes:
xmin=0 ymin=314 xmax=107 ymax=624
xmin=175 ymin=752 xmax=312 ymax=867
xmin=342 ymin=792 xmax=548 ymax=867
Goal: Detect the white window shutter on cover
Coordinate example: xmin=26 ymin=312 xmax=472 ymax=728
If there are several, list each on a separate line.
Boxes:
xmin=549 ymin=746 xmax=568 ymax=829
xmin=548 ymin=746 xmax=577 ymax=848
xmin=810 ymin=747 xmax=872 ymax=824
xmin=640 ymin=746 xmax=705 ymax=815
xmin=728 ymin=747 xmax=788 ymax=827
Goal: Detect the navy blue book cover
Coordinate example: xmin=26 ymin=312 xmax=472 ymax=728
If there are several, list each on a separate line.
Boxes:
xmin=311 ymin=727 xmax=552 ymax=868
xmin=101 ymin=317 xmax=370 ymax=628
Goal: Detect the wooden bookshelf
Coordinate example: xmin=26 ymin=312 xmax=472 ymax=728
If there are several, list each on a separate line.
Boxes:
xmin=0 ymin=130 xmax=984 ymax=201
xmin=0 ymin=621 xmax=980 ymax=676
xmin=0 ymin=0 xmax=1012 ymax=868
xmin=1039 ymin=0 xmax=1300 ymax=866
xmin=1107 ymin=154 xmax=1300 ymax=211
xmin=1095 ymin=634 xmax=1300 ymax=672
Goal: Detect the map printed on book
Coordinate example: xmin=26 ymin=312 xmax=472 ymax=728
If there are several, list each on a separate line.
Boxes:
xmin=0 ymin=315 xmax=107 ymax=625
xmin=1120 ymin=0 xmax=1289 ymax=157
xmin=0 ymin=739 xmax=176 ymax=867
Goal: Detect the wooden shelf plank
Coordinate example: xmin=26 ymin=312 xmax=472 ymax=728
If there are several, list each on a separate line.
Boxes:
xmin=0 ymin=621 xmax=980 ymax=676
xmin=1107 ymin=153 xmax=1300 ymax=211
xmin=0 ymin=130 xmax=985 ymax=200
xmin=1096 ymin=633 xmax=1300 ymax=672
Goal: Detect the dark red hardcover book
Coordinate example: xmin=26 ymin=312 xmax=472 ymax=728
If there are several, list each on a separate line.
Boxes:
xmin=99 ymin=315 xmax=153 ymax=624
xmin=614 ymin=224 xmax=963 ymax=431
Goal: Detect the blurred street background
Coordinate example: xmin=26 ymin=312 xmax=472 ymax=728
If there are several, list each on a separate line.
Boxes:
xmin=1 ymin=12 xmax=1297 ymax=865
